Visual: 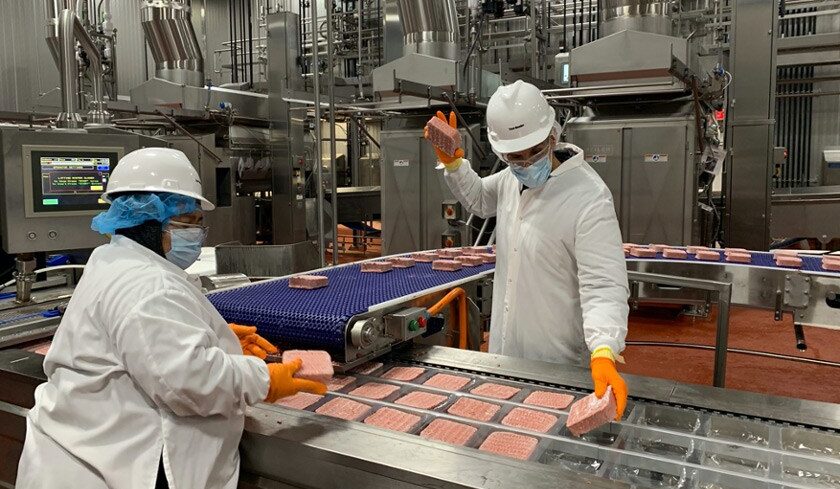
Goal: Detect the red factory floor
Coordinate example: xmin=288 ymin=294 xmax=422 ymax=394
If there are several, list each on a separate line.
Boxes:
xmin=622 ymin=306 xmax=840 ymax=404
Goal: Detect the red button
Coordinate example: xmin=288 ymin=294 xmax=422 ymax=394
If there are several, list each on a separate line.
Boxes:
xmin=418 ymin=316 xmax=427 ymax=328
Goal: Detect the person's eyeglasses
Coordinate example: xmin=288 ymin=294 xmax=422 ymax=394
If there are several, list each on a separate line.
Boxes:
xmin=500 ymin=137 xmax=553 ymax=168
xmin=167 ymin=220 xmax=210 ymax=236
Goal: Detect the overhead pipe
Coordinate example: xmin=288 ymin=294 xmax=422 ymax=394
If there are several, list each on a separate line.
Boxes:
xmin=395 ymin=0 xmax=460 ymax=60
xmin=72 ymin=12 xmax=110 ymax=124
xmin=56 ymin=8 xmax=83 ymax=128
xmin=311 ymin=0 xmax=325 ymax=268
xmin=140 ymin=0 xmax=205 ymax=87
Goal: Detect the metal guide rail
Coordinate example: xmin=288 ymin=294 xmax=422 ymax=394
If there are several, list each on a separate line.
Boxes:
xmin=269 ymin=361 xmax=840 ymax=488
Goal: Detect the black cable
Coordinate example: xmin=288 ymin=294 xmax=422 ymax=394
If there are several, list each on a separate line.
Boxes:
xmin=462 ymin=14 xmax=484 ymax=78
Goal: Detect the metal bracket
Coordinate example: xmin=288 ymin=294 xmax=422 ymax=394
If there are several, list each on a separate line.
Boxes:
xmin=783 ymin=273 xmax=811 ymax=308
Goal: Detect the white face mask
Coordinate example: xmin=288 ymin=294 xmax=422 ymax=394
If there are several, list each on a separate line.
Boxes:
xmin=509 ymin=152 xmax=553 ymax=188
xmin=165 ymin=224 xmax=207 ymax=269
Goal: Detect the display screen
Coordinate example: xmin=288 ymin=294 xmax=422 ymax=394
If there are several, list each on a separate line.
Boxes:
xmin=562 ymin=64 xmax=570 ymax=84
xmin=30 ymin=150 xmax=119 ymax=213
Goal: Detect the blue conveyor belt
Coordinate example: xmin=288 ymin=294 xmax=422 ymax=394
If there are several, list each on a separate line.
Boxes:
xmin=626 ymin=250 xmax=830 ymax=273
xmin=208 ymin=261 xmax=494 ymax=352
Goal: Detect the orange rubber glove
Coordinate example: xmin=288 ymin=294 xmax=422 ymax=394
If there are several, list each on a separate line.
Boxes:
xmin=591 ymin=355 xmax=628 ymax=421
xmin=424 ymin=111 xmax=465 ymax=171
xmin=265 ymin=359 xmax=328 ymax=402
xmin=229 ymin=324 xmax=279 ymax=360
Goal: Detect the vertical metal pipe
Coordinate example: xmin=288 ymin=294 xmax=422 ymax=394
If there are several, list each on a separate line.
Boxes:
xmin=357 ymin=0 xmax=363 ymax=98
xmin=57 ymin=8 xmax=82 ymax=128
xmin=712 ymin=283 xmax=732 ymax=388
xmin=248 ymin=0 xmax=254 ymax=85
xmin=563 ymin=0 xmax=567 ymax=50
xmin=530 ymin=0 xmax=538 ymax=78
xmin=230 ymin=0 xmax=237 ymax=82
xmin=312 ymin=0 xmax=325 ymax=267
xmin=327 ymin=0 xmax=338 ymax=265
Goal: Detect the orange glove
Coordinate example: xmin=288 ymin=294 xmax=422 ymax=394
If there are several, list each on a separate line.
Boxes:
xmin=229 ymin=323 xmax=279 ymax=360
xmin=265 ymin=359 xmax=328 ymax=402
xmin=590 ymin=355 xmax=628 ymax=421
xmin=424 ymin=111 xmax=465 ymax=171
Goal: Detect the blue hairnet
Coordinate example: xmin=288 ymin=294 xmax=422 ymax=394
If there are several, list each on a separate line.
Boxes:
xmin=91 ymin=193 xmax=199 ymax=235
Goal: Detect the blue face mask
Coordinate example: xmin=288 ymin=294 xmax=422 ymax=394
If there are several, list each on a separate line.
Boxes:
xmin=165 ymin=227 xmax=206 ymax=269
xmin=510 ymin=152 xmax=552 ymax=188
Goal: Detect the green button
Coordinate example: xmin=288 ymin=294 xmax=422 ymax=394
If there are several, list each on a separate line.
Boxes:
xmin=408 ymin=320 xmax=419 ymax=332
xmin=42 ymin=198 xmax=59 ymax=206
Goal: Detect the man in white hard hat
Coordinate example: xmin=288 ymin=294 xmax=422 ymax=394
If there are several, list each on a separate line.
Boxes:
xmin=16 ymin=148 xmax=326 ymax=489
xmin=425 ymin=80 xmax=630 ymax=420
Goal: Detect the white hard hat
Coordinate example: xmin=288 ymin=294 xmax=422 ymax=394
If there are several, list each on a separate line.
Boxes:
xmin=486 ymin=80 xmax=557 ymax=154
xmin=103 ymin=147 xmax=215 ymax=210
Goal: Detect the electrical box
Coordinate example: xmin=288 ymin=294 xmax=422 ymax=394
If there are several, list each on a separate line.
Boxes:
xmin=442 ymin=200 xmax=462 ymax=221
xmin=441 ymin=231 xmax=462 ymax=248
xmin=384 ymin=307 xmax=430 ymax=342
xmin=823 ymin=147 xmax=840 ymax=186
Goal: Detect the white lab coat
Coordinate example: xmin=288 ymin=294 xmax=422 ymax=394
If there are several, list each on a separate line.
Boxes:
xmin=445 ymin=143 xmax=629 ymax=365
xmin=16 ymin=235 xmax=269 ymax=489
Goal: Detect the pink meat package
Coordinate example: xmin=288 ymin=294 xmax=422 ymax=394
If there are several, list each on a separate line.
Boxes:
xmin=281 ymin=350 xmax=334 ymax=384
xmin=288 ymin=275 xmax=329 ymax=290
xmin=566 ymin=386 xmax=616 ymax=436
xmin=426 ymin=116 xmax=462 ymax=157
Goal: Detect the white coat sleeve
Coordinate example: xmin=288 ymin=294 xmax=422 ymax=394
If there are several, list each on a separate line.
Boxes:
xmin=574 ymin=198 xmax=630 ymax=355
xmin=112 ymin=288 xmax=270 ymax=417
xmin=443 ymin=160 xmax=504 ymax=219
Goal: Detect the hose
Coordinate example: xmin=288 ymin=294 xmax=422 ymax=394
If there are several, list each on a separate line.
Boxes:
xmin=0 ymin=265 xmax=87 ymax=291
xmin=428 ymin=288 xmax=469 ymax=350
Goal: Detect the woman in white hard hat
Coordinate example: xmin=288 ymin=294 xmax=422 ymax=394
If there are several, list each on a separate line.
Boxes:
xmin=16 ymin=148 xmax=325 ymax=489
xmin=425 ymin=80 xmax=630 ymax=420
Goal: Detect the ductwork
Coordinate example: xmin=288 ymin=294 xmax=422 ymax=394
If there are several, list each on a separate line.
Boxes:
xmin=45 ymin=1 xmax=109 ymax=127
xmin=600 ymin=0 xmax=673 ymax=37
xmin=396 ymin=0 xmax=460 ymax=60
xmin=140 ymin=0 xmax=205 ymax=87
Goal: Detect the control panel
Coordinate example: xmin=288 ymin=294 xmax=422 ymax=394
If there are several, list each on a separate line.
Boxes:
xmin=384 ymin=307 xmax=430 ymax=342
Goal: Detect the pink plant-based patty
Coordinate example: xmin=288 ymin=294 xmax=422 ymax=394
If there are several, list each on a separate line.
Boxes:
xmin=501 ymin=407 xmax=559 ymax=433
xmin=420 ymin=419 xmax=477 ymax=446
xmin=724 ymin=248 xmax=749 ymax=255
xmin=412 ymin=253 xmax=436 ymax=262
xmin=394 ymin=391 xmax=449 ymax=410
xmin=662 ymin=248 xmax=687 ymax=259
xmin=363 ymin=407 xmax=422 ymax=433
xmin=288 ymin=275 xmax=329 ymax=289
xmin=447 ymin=397 xmax=500 ymax=422
xmin=686 ymin=246 xmax=708 ymax=254
xmin=281 ymin=350 xmax=334 ymax=384
xmin=25 ymin=341 xmax=52 ymax=356
xmin=470 ymin=383 xmax=521 ymax=400
xmin=726 ymin=252 xmax=752 ymax=264
xmin=695 ymin=250 xmax=721 ymax=261
xmin=822 ymin=257 xmax=840 ymax=272
xmin=349 ymin=382 xmax=400 ymax=400
xmin=523 ymin=391 xmax=575 ymax=410
xmin=476 ymin=253 xmax=496 ymax=264
xmin=389 ymin=257 xmax=416 ymax=268
xmin=274 ymin=392 xmax=323 ymax=410
xmin=462 ymin=246 xmax=490 ymax=255
xmin=326 ymin=375 xmax=356 ymax=392
xmin=776 ymin=255 xmax=802 ymax=268
xmin=478 ymin=432 xmax=539 ymax=460
xmin=630 ymin=247 xmax=657 ymax=258
xmin=650 ymin=244 xmax=670 ymax=253
xmin=315 ymin=398 xmax=371 ymax=420
xmin=426 ymin=115 xmax=463 ymax=157
xmin=423 ymin=373 xmax=471 ymax=391
xmin=454 ymin=255 xmax=484 ymax=267
xmin=381 ymin=366 xmax=426 ymax=382
xmin=438 ymin=249 xmax=463 ymax=259
xmin=432 ymin=259 xmax=463 ymax=271
xmin=773 ymin=249 xmax=799 ymax=257
xmin=360 ymin=261 xmax=393 ymax=273
xmin=566 ymin=387 xmax=616 ymax=436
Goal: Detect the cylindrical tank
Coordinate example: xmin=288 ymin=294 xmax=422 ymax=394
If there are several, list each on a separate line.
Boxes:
xmin=396 ymin=0 xmax=460 ymax=60
xmin=140 ymin=0 xmax=204 ymax=87
xmin=600 ymin=0 xmax=673 ymax=37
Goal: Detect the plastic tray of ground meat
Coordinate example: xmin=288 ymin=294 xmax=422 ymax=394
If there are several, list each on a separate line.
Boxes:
xmin=380 ymin=366 xmax=427 ymax=382
xmin=444 ymin=396 xmax=504 ymax=422
xmin=310 ymin=395 xmax=374 ymax=421
xmin=416 ymin=371 xmax=476 ymax=392
xmin=393 ymin=390 xmax=451 ymax=410
xmin=348 ymin=382 xmax=402 ymax=401
xmin=351 ymin=361 xmax=384 ymax=376
xmin=497 ymin=405 xmax=562 ymax=434
xmin=326 ymin=375 xmax=357 ymax=392
xmin=274 ymin=392 xmax=324 ymax=410
xmin=426 ymin=115 xmax=462 ymax=157
xmin=477 ymin=431 xmax=543 ymax=461
xmin=281 ymin=350 xmax=334 ymax=384
xmin=418 ymin=418 xmax=481 ymax=447
xmin=469 ymin=381 xmax=523 ymax=400
xmin=522 ymin=390 xmax=576 ymax=410
xmin=361 ymin=405 xmax=429 ymax=434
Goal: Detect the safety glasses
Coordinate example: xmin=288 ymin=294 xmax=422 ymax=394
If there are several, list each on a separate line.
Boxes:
xmin=499 ymin=136 xmax=553 ymax=168
xmin=166 ymin=220 xmax=210 ymax=239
